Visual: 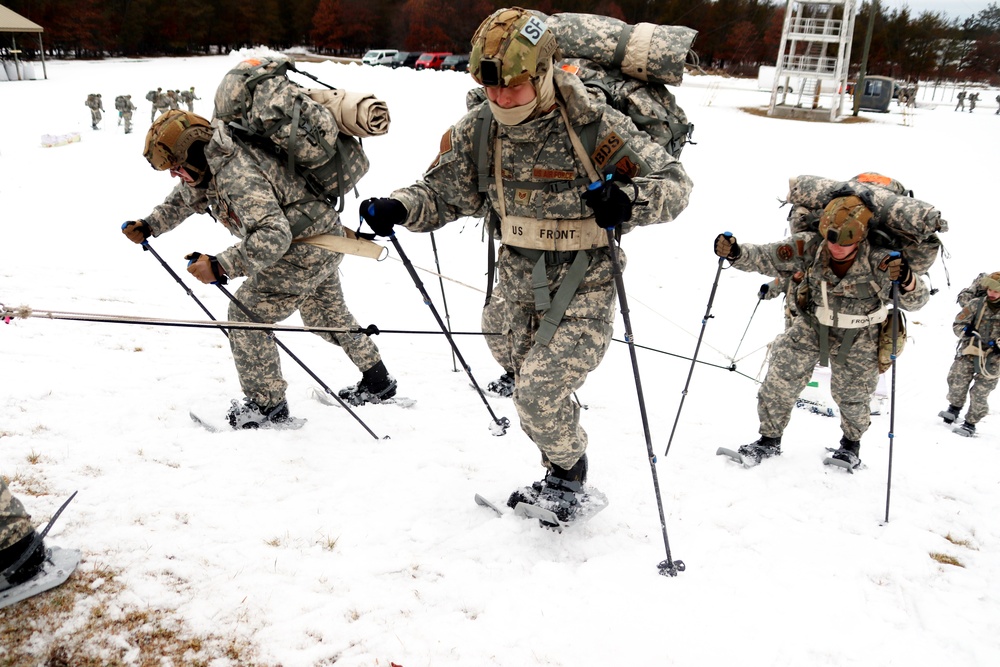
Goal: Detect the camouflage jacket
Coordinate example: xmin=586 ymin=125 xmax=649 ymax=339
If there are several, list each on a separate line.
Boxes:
xmin=732 ymin=232 xmax=930 ymax=320
xmin=142 ymin=121 xmax=344 ymax=278
xmin=953 ymin=296 xmax=1000 ymax=344
xmin=391 ymin=68 xmax=691 ymax=238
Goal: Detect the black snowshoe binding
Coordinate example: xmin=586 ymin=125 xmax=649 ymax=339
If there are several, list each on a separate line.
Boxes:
xmin=0 ymin=531 xmax=46 ymax=592
xmin=339 ymin=360 xmax=397 ymax=406
xmin=486 ymin=372 xmax=515 ymax=398
xmin=938 ymin=405 xmax=961 ymax=424
xmin=226 ymin=398 xmax=292 ymax=430
xmin=736 ymin=436 xmax=782 ymax=468
xmin=953 ymin=420 xmax=976 ymax=437
xmin=825 ymin=436 xmax=864 ymax=472
xmin=507 ymin=455 xmax=592 ymax=526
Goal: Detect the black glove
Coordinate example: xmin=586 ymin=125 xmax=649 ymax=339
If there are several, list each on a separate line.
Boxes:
xmin=582 ymin=181 xmax=633 ymax=230
xmin=887 ymin=255 xmax=913 ymax=285
xmin=759 ymin=283 xmax=770 ymax=299
xmin=714 ymin=233 xmax=740 ymax=260
xmin=964 ymin=324 xmax=980 ymax=338
xmin=360 ymin=197 xmax=407 ymax=237
xmin=121 ymin=220 xmax=150 ymax=244
xmin=184 ymin=252 xmax=228 ymax=285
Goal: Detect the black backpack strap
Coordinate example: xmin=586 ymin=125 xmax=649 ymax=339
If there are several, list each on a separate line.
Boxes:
xmin=472 ymin=104 xmax=494 ymax=194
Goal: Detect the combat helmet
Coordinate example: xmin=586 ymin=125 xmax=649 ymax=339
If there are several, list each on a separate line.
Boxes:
xmin=818 ymin=195 xmax=873 ymax=246
xmin=143 ymin=110 xmax=213 ymax=184
xmin=470 ymin=7 xmax=559 ymax=88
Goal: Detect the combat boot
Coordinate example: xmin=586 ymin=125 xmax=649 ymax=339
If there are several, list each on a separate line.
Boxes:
xmin=938 ymin=405 xmax=961 ymax=424
xmin=226 ymin=398 xmax=292 ymax=430
xmin=830 ymin=436 xmax=863 ymax=469
xmin=737 ymin=435 xmax=782 ymax=467
xmin=338 ymin=360 xmax=397 ymax=406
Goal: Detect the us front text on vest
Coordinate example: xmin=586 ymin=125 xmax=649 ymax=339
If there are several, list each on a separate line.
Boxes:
xmin=501 ymin=215 xmax=608 ymax=252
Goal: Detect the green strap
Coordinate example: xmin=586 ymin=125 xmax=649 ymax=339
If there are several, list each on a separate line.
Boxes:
xmin=473 ymin=105 xmax=493 ymax=194
xmin=836 ymin=329 xmax=860 ymax=366
xmin=287 ymin=97 xmax=301 ymax=176
xmin=531 ymin=254 xmax=552 ymax=312
xmin=536 ymin=250 xmax=589 ymax=347
xmin=612 ymin=25 xmax=634 ymax=69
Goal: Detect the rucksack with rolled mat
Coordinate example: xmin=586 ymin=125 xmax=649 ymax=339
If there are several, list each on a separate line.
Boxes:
xmin=786 ymin=174 xmax=948 ymax=275
xmin=213 ymin=56 xmax=390 ymax=212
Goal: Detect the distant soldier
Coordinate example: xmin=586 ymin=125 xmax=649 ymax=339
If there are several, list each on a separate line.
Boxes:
xmin=179 ymin=86 xmax=201 ymax=112
xmin=166 ymin=89 xmax=180 ymax=111
xmin=115 ymin=94 xmax=137 ymax=134
xmin=995 ymin=93 xmax=1000 ymax=115
xmin=939 ymin=272 xmax=1000 ymax=436
xmin=955 ymin=90 xmax=966 ymax=111
xmin=969 ymin=92 xmax=979 ymax=113
xmin=149 ymin=87 xmax=170 ymax=122
xmin=85 ymin=93 xmax=104 ymax=130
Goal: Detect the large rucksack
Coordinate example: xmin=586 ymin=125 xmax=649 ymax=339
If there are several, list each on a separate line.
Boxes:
xmin=115 ymin=95 xmax=129 ymax=112
xmin=785 ymin=174 xmax=948 ymax=274
xmin=213 ymin=57 xmax=388 ymax=212
xmin=469 ymin=13 xmax=696 ymax=171
xmin=145 ymin=90 xmax=157 ymax=103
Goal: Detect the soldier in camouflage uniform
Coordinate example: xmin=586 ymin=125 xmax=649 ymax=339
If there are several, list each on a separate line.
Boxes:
xmin=359 ymin=7 xmax=692 ymax=520
xmin=122 ymin=110 xmax=398 ymax=428
xmin=179 ymin=86 xmax=200 ymax=112
xmin=715 ymin=194 xmax=929 ymax=470
xmin=85 ymin=93 xmax=104 ymax=130
xmin=0 ymin=477 xmax=46 ymax=591
xmin=150 ymin=88 xmax=170 ymax=122
xmin=939 ymin=272 xmax=1000 ymax=436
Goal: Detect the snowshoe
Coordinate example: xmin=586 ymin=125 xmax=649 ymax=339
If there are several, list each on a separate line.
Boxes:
xmin=225 ymin=398 xmax=296 ymax=430
xmin=506 ymin=456 xmax=605 ymax=529
xmin=721 ymin=436 xmax=782 ymax=468
xmin=339 ymin=360 xmax=397 ymax=406
xmin=823 ymin=437 xmax=863 ymax=472
xmin=486 ymin=372 xmax=515 ymax=398
xmin=953 ymin=421 xmax=976 ymax=437
xmin=939 ymin=405 xmax=961 ymax=424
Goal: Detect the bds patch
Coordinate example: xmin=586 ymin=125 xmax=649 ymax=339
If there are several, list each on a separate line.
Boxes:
xmin=591 ymin=131 xmax=625 ymax=171
xmin=427 ymin=127 xmax=454 ymax=171
xmin=776 ymin=244 xmax=794 ymax=261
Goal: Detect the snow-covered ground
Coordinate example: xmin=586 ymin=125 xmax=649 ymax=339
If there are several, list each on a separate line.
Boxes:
xmin=1 ymin=51 xmax=998 ymax=666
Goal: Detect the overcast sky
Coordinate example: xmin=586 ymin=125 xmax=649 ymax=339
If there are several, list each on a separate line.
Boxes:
xmin=880 ymin=0 xmax=993 ymax=19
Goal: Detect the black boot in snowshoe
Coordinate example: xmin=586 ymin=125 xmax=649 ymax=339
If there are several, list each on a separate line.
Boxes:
xmin=486 ymin=371 xmax=515 ymax=398
xmin=953 ymin=420 xmax=976 ymax=437
xmin=938 ymin=405 xmax=961 ymax=424
xmin=339 ymin=360 xmax=397 ymax=406
xmin=507 ymin=455 xmax=589 ymax=524
xmin=829 ymin=436 xmax=863 ymax=470
xmin=226 ymin=398 xmax=292 ymax=430
xmin=736 ymin=436 xmax=782 ymax=468
xmin=0 ymin=531 xmax=47 ymax=591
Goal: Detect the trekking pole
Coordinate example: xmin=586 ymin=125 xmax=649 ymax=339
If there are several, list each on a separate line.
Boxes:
xmin=604 ymin=227 xmax=684 ymax=577
xmin=429 ymin=231 xmax=457 ymax=372
xmin=388 ymin=233 xmax=510 ymax=436
xmin=884 ymin=259 xmax=902 ymax=524
xmin=663 ymin=236 xmax=730 ymax=459
xmin=214 ymin=284 xmax=382 ymax=440
xmin=138 ymin=240 xmax=229 ymax=338
xmin=729 ymin=286 xmax=765 ymax=363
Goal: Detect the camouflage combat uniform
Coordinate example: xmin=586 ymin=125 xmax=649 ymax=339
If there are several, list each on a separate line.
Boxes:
xmin=85 ymin=94 xmax=104 ymax=129
xmin=0 ymin=477 xmax=33 ymax=557
xmin=730 ymin=233 xmax=929 ymax=442
xmin=180 ymin=88 xmax=200 ymax=112
xmin=119 ymin=95 xmax=137 ymax=134
xmin=390 ymin=68 xmax=692 ymax=470
xmin=140 ymin=121 xmax=384 ymax=410
xmin=151 ymin=91 xmax=170 ymax=122
xmin=945 ymin=295 xmax=1000 ymax=426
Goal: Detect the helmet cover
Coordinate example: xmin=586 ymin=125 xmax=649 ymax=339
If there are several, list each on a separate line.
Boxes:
xmin=470 ymin=7 xmax=558 ymax=88
xmin=818 ymin=195 xmax=873 ymax=246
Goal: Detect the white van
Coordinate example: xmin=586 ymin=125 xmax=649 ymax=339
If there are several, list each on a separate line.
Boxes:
xmin=362 ymin=49 xmax=398 ymax=66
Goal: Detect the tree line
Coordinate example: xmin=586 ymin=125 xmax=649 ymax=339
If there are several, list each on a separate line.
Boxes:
xmin=4 ymin=1 xmax=1000 ymax=84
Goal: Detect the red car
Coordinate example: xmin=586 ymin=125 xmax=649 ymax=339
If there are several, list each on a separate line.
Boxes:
xmin=415 ymin=52 xmax=452 ymax=70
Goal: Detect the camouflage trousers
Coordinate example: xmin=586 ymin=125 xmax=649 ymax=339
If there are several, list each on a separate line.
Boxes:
xmin=0 ymin=478 xmax=33 ymax=551
xmin=945 ymin=353 xmax=1000 ymax=424
xmin=122 ymin=111 xmax=133 ymax=133
xmin=759 ymin=318 xmax=880 ymax=442
xmin=481 ymin=291 xmax=512 ymax=375
xmin=89 ymin=108 xmax=101 ymax=126
xmin=228 ymin=243 xmax=382 ymax=409
xmin=493 ymin=247 xmax=618 ymax=471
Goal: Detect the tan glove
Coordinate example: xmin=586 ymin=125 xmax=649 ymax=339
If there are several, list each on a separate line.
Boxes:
xmin=714 ymin=233 xmax=740 ymax=260
xmin=121 ymin=220 xmax=150 ymax=244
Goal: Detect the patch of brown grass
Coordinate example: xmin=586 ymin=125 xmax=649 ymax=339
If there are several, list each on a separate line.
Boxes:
xmin=739 ymin=106 xmax=871 ymax=123
xmin=0 ymin=560 xmax=280 ymax=667
xmin=944 ymin=533 xmax=978 ymax=550
xmin=929 ymin=552 xmax=964 ymax=568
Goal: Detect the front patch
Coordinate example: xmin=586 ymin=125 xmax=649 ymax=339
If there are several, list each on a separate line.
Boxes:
xmin=776 ymin=244 xmax=794 ymax=261
xmin=533 ymin=168 xmax=576 ymax=180
xmin=591 ymin=131 xmax=625 ymax=171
